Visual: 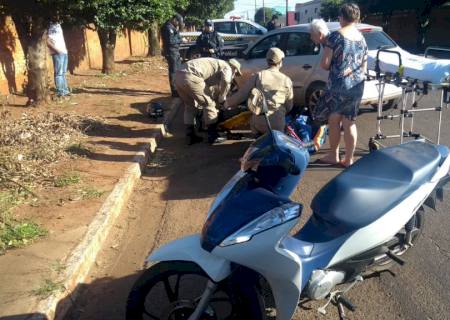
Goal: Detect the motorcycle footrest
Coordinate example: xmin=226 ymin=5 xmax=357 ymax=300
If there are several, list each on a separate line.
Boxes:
xmin=386 ymin=250 xmax=406 ymax=266
xmin=337 ymin=294 xmax=356 ymax=312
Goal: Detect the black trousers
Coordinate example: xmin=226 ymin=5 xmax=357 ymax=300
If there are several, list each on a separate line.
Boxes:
xmin=166 ymin=53 xmax=181 ymax=94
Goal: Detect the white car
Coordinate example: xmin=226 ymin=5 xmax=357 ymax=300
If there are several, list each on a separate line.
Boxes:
xmin=180 ymin=19 xmax=267 ymax=60
xmin=236 ymin=22 xmax=402 ymax=110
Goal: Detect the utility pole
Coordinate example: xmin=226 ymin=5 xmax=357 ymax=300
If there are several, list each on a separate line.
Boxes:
xmin=286 ymin=0 xmax=289 ymax=26
xmin=263 ymin=0 xmax=266 ymax=24
xmin=255 ymin=0 xmax=257 ymax=21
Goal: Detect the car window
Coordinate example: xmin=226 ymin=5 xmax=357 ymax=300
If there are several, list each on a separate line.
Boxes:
xmin=285 ymin=32 xmax=318 ymax=56
xmin=237 ymin=22 xmax=259 ymax=35
xmin=362 ymin=31 xmax=397 ymax=50
xmin=214 ymin=22 xmax=236 ymax=34
xmin=249 ymin=34 xmax=283 ymax=59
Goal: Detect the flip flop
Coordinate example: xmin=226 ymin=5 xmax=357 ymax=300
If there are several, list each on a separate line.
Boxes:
xmin=339 ymin=160 xmax=352 ymax=168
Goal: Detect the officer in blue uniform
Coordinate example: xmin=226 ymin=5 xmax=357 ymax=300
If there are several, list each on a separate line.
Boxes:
xmin=161 ymin=14 xmax=184 ymax=97
xmin=196 ymin=19 xmax=224 ymax=58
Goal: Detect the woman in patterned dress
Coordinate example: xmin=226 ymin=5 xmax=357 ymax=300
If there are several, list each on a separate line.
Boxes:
xmin=312 ymin=3 xmax=368 ymax=167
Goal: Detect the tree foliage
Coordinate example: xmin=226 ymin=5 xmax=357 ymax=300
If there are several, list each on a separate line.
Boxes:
xmin=182 ymin=0 xmax=234 ymax=27
xmin=320 ymin=0 xmax=344 ymax=21
xmin=254 ymin=7 xmax=282 ymax=27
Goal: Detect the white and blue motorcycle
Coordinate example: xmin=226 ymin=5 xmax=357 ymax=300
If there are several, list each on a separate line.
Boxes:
xmin=126 ymin=103 xmax=450 ymax=320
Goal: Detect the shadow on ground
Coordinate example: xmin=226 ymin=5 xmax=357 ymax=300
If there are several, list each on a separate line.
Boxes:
xmin=141 ymin=108 xmax=251 ymax=201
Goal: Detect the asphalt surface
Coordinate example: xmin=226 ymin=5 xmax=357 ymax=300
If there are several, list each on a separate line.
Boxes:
xmin=66 ymin=91 xmax=450 ymax=320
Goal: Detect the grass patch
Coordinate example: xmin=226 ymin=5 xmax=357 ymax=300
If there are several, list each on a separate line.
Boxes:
xmin=54 ymin=172 xmax=81 ymax=188
xmin=79 ymin=186 xmax=104 ymax=200
xmin=32 ymin=279 xmax=64 ymax=299
xmin=0 ymin=221 xmax=48 ymax=254
xmin=97 ymin=71 xmax=127 ymax=80
xmin=65 ymin=142 xmax=95 ymax=157
xmin=0 ymin=189 xmax=22 ymax=214
xmin=51 ymin=260 xmax=66 ymax=274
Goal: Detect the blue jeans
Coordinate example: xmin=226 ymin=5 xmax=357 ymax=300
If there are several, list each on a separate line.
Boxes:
xmin=52 ymin=53 xmax=69 ymax=96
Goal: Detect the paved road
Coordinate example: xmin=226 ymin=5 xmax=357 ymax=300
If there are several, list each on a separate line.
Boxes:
xmin=67 ymin=92 xmax=450 ymax=320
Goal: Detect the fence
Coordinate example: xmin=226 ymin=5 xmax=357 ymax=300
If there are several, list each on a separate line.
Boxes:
xmin=0 ymin=16 xmax=149 ymax=95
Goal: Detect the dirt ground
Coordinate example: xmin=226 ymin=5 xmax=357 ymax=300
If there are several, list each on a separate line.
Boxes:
xmin=0 ymin=56 xmax=176 ymax=317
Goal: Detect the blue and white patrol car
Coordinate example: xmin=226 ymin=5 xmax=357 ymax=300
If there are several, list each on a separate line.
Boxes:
xmin=180 ymin=18 xmax=267 ymax=60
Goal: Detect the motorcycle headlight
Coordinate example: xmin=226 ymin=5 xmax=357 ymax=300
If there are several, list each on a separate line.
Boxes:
xmin=220 ymin=203 xmax=301 ymax=247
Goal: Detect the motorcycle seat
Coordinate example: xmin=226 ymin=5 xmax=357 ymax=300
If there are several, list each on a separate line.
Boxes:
xmin=311 ymin=141 xmax=443 ymax=231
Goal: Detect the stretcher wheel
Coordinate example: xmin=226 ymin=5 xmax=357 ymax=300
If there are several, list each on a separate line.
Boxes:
xmin=368 ymin=138 xmax=381 ymax=152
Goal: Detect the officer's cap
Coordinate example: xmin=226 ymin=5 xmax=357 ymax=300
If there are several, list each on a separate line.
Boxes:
xmin=266 ymin=47 xmax=285 ymax=64
xmin=173 ymin=13 xmax=184 ymax=24
xmin=228 ymin=59 xmax=242 ymax=76
xmin=205 ymin=19 xmax=213 ymax=26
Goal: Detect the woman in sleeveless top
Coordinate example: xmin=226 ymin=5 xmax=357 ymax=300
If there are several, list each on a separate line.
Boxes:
xmin=313 ymin=3 xmax=368 ymax=167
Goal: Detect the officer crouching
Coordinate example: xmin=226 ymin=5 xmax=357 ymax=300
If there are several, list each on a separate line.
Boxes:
xmin=196 ymin=20 xmax=224 ymax=58
xmin=225 ymin=47 xmax=293 ymax=136
xmin=175 ymin=58 xmax=242 ymax=145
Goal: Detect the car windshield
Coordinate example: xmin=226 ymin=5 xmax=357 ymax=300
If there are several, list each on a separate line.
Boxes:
xmin=362 ymin=31 xmax=397 ymax=50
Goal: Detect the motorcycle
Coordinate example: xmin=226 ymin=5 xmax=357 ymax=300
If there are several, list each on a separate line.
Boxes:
xmin=126 ymin=93 xmax=450 ymax=320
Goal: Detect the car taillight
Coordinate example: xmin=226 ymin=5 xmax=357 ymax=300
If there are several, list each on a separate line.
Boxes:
xmin=359 ymin=28 xmax=373 ymax=33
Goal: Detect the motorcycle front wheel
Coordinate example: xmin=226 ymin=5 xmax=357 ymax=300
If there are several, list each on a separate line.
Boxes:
xmin=126 ymin=261 xmax=265 ymax=320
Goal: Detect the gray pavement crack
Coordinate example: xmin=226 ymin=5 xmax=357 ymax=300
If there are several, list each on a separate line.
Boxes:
xmin=145 ymin=200 xmax=170 ymax=262
xmin=424 ymin=234 xmax=450 ymax=260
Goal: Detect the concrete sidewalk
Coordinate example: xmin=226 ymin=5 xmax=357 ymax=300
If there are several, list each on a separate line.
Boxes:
xmin=0 ymin=57 xmax=181 ymax=320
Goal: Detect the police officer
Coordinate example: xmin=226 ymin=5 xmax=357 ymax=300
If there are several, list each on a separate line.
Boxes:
xmin=225 ymin=47 xmax=293 ymax=136
xmin=196 ymin=19 xmax=224 ymax=58
xmin=161 ymin=13 xmax=184 ymax=97
xmin=175 ymin=58 xmax=242 ymax=145
xmin=266 ymin=15 xmax=279 ymax=32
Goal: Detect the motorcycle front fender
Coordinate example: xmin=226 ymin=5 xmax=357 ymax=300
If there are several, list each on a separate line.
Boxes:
xmin=147 ymin=234 xmax=231 ymax=282
xmin=213 ymin=219 xmax=302 ymax=320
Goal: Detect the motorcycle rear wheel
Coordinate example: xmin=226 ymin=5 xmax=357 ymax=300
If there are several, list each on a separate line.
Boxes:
xmin=126 ymin=261 xmax=265 ymax=320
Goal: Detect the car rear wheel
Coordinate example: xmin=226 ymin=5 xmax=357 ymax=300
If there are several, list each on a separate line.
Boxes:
xmin=306 ymin=82 xmax=326 ymax=115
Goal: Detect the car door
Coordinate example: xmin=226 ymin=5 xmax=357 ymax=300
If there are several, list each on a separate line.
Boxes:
xmin=236 ymin=21 xmax=264 ymax=43
xmin=237 ymin=33 xmax=285 ymax=86
xmin=281 ymin=32 xmax=321 ymax=93
xmin=214 ymin=21 xmax=237 ymax=35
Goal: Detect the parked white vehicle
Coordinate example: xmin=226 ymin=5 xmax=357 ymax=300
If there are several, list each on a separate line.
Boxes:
xmin=180 ymin=19 xmax=267 ymax=60
xmin=236 ymin=22 xmax=402 ymax=110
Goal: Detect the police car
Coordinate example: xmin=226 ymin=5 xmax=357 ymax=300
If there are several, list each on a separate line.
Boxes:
xmin=180 ymin=18 xmax=267 ymax=60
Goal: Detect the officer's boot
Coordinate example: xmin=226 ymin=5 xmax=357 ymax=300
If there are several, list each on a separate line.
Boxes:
xmin=185 ymin=125 xmax=203 ymax=145
xmin=207 ymin=123 xmax=225 ymax=144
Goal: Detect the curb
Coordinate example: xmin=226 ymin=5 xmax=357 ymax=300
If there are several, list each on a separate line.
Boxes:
xmin=30 ymin=98 xmax=181 ymax=320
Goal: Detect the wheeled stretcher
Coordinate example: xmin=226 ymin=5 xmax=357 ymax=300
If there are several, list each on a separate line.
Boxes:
xmin=368 ymin=47 xmax=450 ymax=151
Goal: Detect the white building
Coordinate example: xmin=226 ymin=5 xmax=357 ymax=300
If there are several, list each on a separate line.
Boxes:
xmin=295 ymin=0 xmax=322 ymax=24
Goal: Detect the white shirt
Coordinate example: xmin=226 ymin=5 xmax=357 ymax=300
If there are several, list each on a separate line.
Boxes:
xmin=48 ymin=23 xmax=68 ymax=55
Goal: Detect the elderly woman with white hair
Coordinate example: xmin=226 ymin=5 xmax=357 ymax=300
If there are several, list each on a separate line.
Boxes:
xmin=309 ymin=4 xmax=368 ymax=168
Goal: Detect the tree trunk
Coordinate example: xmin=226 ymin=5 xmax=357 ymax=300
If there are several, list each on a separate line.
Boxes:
xmin=27 ymin=25 xmax=48 ymax=103
xmin=98 ymin=28 xmax=116 ymax=74
xmin=148 ymin=21 xmax=161 ymax=57
xmin=11 ymin=15 xmax=49 ymax=104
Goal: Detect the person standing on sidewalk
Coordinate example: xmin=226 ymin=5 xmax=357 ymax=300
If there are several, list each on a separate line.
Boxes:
xmin=161 ymin=14 xmax=185 ymax=97
xmin=47 ymin=19 xmax=70 ymax=99
xmin=175 ymin=57 xmax=242 ymax=145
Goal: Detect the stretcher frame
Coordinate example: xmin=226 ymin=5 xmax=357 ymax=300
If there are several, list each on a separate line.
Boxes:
xmin=368 ymin=47 xmax=450 ymax=151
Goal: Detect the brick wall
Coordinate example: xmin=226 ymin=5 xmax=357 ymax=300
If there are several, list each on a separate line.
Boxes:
xmin=0 ymin=17 xmax=149 ymax=95
xmin=363 ymin=7 xmax=450 ymax=52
